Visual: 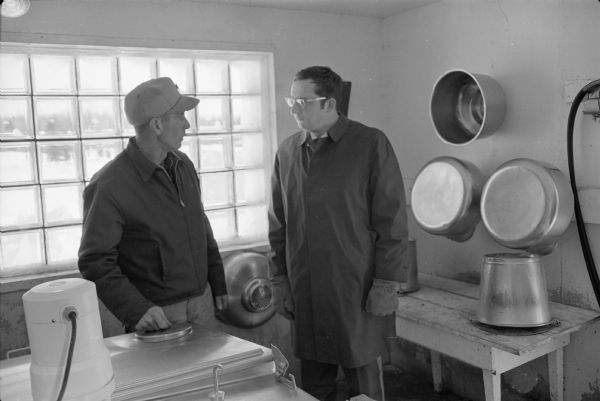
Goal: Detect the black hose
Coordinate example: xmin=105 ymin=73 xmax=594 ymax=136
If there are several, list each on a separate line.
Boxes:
xmin=566 ymin=78 xmax=600 ymax=308
xmin=56 ymin=311 xmax=77 ymax=401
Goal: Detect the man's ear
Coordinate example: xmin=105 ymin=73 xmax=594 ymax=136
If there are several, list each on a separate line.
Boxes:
xmin=149 ymin=117 xmax=162 ymax=134
xmin=325 ymin=97 xmax=337 ymax=113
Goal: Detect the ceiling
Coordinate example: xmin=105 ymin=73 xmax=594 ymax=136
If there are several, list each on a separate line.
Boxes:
xmin=34 ymin=0 xmax=438 ymax=19
xmin=193 ymin=0 xmax=438 ymax=18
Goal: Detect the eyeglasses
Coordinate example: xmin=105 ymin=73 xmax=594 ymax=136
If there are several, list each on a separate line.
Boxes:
xmin=284 ymin=96 xmax=327 ymax=108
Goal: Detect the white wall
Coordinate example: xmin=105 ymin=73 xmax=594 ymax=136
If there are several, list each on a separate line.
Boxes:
xmin=382 ymin=1 xmax=600 ymax=399
xmin=0 ymin=0 xmax=385 ymax=143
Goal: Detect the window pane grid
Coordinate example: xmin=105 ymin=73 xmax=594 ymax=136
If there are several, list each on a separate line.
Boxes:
xmin=0 ymin=43 xmax=272 ymax=276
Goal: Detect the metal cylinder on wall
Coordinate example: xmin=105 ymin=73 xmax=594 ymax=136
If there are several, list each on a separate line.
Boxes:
xmin=480 ymin=158 xmax=574 ymax=255
xmin=411 ymin=156 xmax=485 ymax=242
xmin=430 ymin=69 xmax=506 ymax=146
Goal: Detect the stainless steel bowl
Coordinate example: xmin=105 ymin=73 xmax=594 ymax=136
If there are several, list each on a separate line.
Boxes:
xmin=430 ymin=69 xmax=506 ymax=145
xmin=477 ymin=253 xmax=551 ymax=327
xmin=218 ymin=252 xmax=276 ymax=328
xmin=480 ymin=158 xmax=574 ymax=255
xmin=411 ymin=156 xmax=485 ymax=242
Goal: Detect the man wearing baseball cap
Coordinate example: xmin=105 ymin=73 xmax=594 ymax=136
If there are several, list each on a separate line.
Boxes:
xmin=79 ymin=77 xmax=228 ymax=333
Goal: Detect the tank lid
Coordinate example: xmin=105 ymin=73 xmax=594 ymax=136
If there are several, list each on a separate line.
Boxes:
xmin=23 ymin=278 xmax=94 ymax=301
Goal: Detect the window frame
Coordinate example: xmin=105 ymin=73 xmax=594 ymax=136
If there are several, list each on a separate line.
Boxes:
xmin=0 ymin=42 xmax=276 ymax=279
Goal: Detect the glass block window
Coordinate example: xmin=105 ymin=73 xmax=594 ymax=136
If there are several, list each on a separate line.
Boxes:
xmin=0 ymin=43 xmax=275 ymax=277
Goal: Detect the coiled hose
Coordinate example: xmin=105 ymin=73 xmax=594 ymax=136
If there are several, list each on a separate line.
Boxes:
xmin=566 ymin=78 xmax=600 ymax=307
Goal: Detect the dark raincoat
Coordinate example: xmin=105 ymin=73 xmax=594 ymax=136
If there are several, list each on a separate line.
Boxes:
xmin=268 ymin=114 xmax=408 ymax=368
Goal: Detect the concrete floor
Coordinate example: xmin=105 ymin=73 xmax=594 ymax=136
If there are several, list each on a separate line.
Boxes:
xmin=336 ymin=365 xmax=472 ymax=401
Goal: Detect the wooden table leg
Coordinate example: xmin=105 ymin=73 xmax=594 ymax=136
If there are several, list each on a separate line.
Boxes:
xmin=548 ymin=348 xmax=564 ymax=401
xmin=482 ymin=369 xmax=501 ymax=401
xmin=431 ymin=350 xmax=442 ymax=392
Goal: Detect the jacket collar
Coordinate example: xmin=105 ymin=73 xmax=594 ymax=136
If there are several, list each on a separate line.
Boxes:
xmin=125 ymin=138 xmax=182 ymax=182
xmin=327 ymin=113 xmax=349 ymax=142
xmin=294 ymin=113 xmax=349 ymax=148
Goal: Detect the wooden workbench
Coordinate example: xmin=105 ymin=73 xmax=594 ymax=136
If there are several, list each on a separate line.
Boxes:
xmin=395 ymin=274 xmax=600 ymax=401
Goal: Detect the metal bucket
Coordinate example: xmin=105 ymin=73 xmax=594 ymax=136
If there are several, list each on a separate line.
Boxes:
xmin=480 ymin=158 xmax=574 ymax=255
xmin=477 ymin=253 xmax=551 ymax=327
xmin=430 ymin=69 xmax=506 ymax=145
xmin=411 ymin=156 xmax=485 ymax=242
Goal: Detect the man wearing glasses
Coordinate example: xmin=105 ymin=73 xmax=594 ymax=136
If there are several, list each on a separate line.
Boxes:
xmin=269 ymin=66 xmax=408 ymax=401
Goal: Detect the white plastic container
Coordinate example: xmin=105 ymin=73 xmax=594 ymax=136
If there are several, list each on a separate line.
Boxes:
xmin=22 ymin=278 xmax=115 ymax=401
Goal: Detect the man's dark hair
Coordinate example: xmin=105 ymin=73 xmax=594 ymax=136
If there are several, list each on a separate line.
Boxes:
xmin=294 ymin=66 xmax=343 ymax=111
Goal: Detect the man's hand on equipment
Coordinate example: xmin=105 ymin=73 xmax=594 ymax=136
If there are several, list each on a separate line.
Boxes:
xmin=271 ymin=275 xmax=295 ymax=320
xmin=366 ymin=278 xmax=401 ymax=316
xmin=135 ymin=305 xmax=171 ymax=332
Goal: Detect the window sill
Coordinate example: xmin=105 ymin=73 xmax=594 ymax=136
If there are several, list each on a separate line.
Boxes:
xmin=0 ymin=268 xmax=82 ymax=294
xmin=0 ymin=243 xmax=271 ymax=295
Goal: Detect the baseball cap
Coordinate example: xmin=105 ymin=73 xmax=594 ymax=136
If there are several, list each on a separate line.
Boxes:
xmin=124 ymin=77 xmax=199 ymax=126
